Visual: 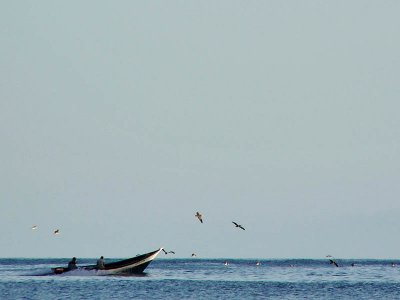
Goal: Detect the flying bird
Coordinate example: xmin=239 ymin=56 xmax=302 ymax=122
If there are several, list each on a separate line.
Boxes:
xmin=329 ymin=259 xmax=339 ymax=267
xmin=53 ymin=229 xmax=60 ymax=235
xmin=31 ymin=225 xmax=38 ymax=230
xmin=162 ymin=249 xmax=175 ymax=255
xmin=326 ymin=255 xmax=339 ymax=267
xmin=195 ymin=212 xmax=203 ymax=223
xmin=232 ymin=221 xmax=245 ymax=230
xmin=191 ymin=253 xmax=197 ymax=257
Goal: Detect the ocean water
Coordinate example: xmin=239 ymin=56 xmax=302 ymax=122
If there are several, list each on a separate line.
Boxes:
xmin=1 ymin=258 xmax=400 ymax=299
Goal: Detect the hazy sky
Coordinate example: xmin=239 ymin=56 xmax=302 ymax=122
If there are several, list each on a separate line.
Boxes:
xmin=1 ymin=1 xmax=399 ymax=259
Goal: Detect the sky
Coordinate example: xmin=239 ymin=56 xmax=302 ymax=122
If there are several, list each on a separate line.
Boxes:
xmin=1 ymin=1 xmax=399 ymax=259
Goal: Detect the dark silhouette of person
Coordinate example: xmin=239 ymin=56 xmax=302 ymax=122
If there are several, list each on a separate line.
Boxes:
xmin=97 ymin=256 xmax=105 ymax=270
xmin=67 ymin=257 xmax=78 ymax=270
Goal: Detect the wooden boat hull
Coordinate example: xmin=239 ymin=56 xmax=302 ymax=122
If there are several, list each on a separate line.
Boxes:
xmin=52 ymin=248 xmax=162 ymax=275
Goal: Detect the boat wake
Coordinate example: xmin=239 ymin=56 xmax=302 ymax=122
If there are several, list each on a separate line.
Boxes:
xmin=28 ymin=268 xmax=150 ymax=277
xmin=27 ymin=268 xmax=100 ymax=276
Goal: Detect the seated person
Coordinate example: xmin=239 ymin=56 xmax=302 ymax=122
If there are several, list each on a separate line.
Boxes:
xmin=67 ymin=257 xmax=78 ymax=270
xmin=97 ymin=256 xmax=105 ymax=270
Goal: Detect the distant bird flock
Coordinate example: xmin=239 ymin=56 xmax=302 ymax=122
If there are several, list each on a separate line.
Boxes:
xmin=30 ymin=211 xmax=246 ymax=258
xmin=188 ymin=211 xmax=247 ymax=258
xmin=30 ymin=212 xmax=341 ymax=267
xmin=30 ymin=225 xmax=60 ymax=236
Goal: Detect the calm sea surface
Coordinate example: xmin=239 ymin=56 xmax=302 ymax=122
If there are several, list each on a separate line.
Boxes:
xmin=1 ymin=258 xmax=400 ymax=299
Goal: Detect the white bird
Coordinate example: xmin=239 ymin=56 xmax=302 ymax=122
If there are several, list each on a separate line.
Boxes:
xmin=31 ymin=225 xmax=38 ymax=230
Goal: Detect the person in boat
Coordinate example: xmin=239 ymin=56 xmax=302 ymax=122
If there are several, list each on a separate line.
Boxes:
xmin=97 ymin=256 xmax=105 ymax=270
xmin=67 ymin=257 xmax=78 ymax=270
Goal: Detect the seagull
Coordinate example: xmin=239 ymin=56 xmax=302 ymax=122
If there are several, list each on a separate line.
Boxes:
xmin=191 ymin=253 xmax=197 ymax=257
xmin=31 ymin=225 xmax=38 ymax=230
xmin=195 ymin=212 xmax=203 ymax=223
xmin=232 ymin=221 xmax=245 ymax=230
xmin=162 ymin=249 xmax=175 ymax=255
xmin=53 ymin=229 xmax=60 ymax=235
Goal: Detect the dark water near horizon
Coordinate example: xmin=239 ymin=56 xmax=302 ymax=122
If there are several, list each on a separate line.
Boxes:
xmin=1 ymin=258 xmax=400 ymax=299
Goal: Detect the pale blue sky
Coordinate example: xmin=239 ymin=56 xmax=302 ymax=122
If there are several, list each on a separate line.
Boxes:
xmin=1 ymin=1 xmax=399 ymax=258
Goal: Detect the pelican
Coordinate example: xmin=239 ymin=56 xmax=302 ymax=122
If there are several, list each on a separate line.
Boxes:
xmin=326 ymin=255 xmax=339 ymax=267
xmin=195 ymin=212 xmax=203 ymax=223
xmin=232 ymin=221 xmax=245 ymax=230
xmin=329 ymin=259 xmax=339 ymax=267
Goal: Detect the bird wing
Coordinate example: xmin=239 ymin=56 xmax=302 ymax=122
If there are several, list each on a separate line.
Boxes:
xmin=329 ymin=259 xmax=338 ymax=267
xmin=239 ymin=225 xmax=245 ymax=230
xmin=232 ymin=221 xmax=238 ymax=226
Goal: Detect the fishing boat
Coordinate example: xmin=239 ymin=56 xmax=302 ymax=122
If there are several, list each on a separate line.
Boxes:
xmin=52 ymin=248 xmax=163 ymax=275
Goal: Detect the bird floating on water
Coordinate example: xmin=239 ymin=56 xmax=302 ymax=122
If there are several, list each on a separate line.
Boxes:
xmin=232 ymin=221 xmax=245 ymax=230
xmin=31 ymin=225 xmax=38 ymax=230
xmin=195 ymin=212 xmax=203 ymax=223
